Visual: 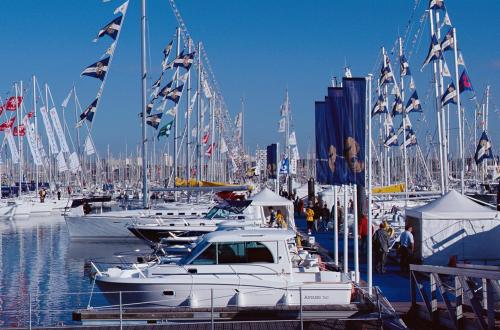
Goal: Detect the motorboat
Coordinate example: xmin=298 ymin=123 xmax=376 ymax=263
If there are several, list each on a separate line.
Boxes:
xmin=127 ymin=188 xmax=297 ymax=242
xmin=64 ymin=200 xmax=213 ymax=240
xmin=93 ymin=229 xmax=353 ymax=308
xmin=127 ymin=200 xmax=256 ymax=242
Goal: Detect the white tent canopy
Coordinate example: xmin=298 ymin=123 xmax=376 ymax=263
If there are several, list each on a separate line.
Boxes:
xmin=406 ymin=189 xmax=498 ymax=220
xmin=246 ymin=188 xmax=296 ymax=230
xmin=405 ymin=190 xmax=499 ymax=265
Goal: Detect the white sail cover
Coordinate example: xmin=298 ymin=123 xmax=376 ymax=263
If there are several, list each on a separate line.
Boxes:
xmin=69 ymin=152 xmax=81 ymax=173
xmin=56 ymin=151 xmax=68 ymax=172
xmin=40 ymin=106 xmax=59 ymax=154
xmin=49 ymin=107 xmax=70 ymax=153
xmin=5 ymin=129 xmax=19 ymax=164
xmin=84 ymin=135 xmax=95 ymax=156
xmin=23 ymin=118 xmax=43 ymax=166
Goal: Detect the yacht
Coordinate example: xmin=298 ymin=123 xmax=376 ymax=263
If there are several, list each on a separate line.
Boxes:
xmin=127 ymin=200 xmax=255 ymax=242
xmin=93 ymin=229 xmax=353 ymax=308
xmin=64 ymin=200 xmax=213 ymax=240
xmin=127 ymin=188 xmax=297 ymax=242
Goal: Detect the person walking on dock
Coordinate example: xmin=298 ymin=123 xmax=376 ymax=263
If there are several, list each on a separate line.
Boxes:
xmin=399 ymin=225 xmax=414 ymax=272
xmin=305 ymin=203 xmax=315 ymax=235
xmin=373 ymin=222 xmax=389 ymax=273
xmin=358 ymin=214 xmax=369 ymax=254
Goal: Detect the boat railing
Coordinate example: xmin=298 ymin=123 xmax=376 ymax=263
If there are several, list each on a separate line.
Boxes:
xmin=0 ymin=285 xmax=386 ymax=328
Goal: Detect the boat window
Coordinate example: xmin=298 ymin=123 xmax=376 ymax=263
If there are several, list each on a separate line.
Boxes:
xmin=191 ymin=243 xmax=217 ymax=265
xmin=246 ymin=241 xmax=274 ymax=263
xmin=217 ymin=242 xmax=245 ymax=264
xmin=217 ymin=241 xmax=274 ymax=264
xmin=205 ymin=207 xmax=231 ymax=219
xmin=204 ymin=207 xmax=219 ymax=219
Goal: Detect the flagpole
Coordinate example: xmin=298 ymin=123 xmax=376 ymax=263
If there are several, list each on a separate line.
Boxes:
xmin=399 ymin=37 xmax=409 ymax=205
xmin=140 ymin=0 xmax=148 ymax=208
xmin=452 ymin=28 xmax=464 ymax=194
xmin=429 ymin=9 xmax=445 ymax=195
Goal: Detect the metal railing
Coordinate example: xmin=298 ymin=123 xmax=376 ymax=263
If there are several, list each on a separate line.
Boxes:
xmin=0 ymin=284 xmax=390 ymax=329
xmin=410 ymin=263 xmax=500 ymax=330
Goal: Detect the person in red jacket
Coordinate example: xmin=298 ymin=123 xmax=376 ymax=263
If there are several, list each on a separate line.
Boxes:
xmin=358 ymin=214 xmax=369 ymax=254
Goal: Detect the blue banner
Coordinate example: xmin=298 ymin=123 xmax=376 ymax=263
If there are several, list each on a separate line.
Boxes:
xmin=315 ymin=80 xmax=366 ymax=186
xmin=266 ymin=143 xmax=278 ymax=179
xmin=315 ymin=101 xmax=329 ymax=184
xmin=343 ymin=78 xmax=366 ymax=186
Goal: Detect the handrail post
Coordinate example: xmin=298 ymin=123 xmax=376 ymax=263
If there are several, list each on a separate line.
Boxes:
xmin=410 ymin=269 xmax=417 ymax=308
xmin=211 ymin=288 xmax=214 ymax=330
xmin=29 ymin=292 xmax=32 ymax=330
xmin=119 ymin=291 xmax=123 ymax=330
xmin=299 ymin=286 xmax=303 ymax=330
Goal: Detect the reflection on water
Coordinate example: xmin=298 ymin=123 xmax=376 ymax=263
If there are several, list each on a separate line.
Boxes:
xmin=0 ymin=216 xmax=148 ymax=327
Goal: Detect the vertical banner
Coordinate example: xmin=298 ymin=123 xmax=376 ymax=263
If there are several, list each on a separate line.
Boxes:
xmin=56 ymin=151 xmax=68 ymax=172
xmin=266 ymin=143 xmax=278 ymax=179
xmin=279 ymin=157 xmax=289 ymax=175
xmin=69 ymin=152 xmax=81 ymax=173
xmin=23 ymin=118 xmax=43 ymax=166
xmin=49 ymin=107 xmax=70 ymax=153
xmin=84 ymin=135 xmax=95 ymax=156
xmin=5 ymin=129 xmax=20 ymax=164
xmin=40 ymin=106 xmax=59 ymax=154
xmin=315 ymin=87 xmax=349 ymax=185
xmin=343 ymin=78 xmax=366 ymax=186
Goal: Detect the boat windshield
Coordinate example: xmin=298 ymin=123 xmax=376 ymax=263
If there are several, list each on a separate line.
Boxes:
xmin=204 ymin=207 xmax=232 ymax=220
xmin=180 ymin=240 xmax=209 ymax=264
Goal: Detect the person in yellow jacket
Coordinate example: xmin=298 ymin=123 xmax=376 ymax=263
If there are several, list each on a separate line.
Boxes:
xmin=305 ymin=204 xmax=315 ymax=235
xmin=276 ymin=210 xmax=287 ymax=229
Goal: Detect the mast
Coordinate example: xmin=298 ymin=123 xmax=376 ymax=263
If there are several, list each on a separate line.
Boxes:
xmin=429 ymin=9 xmax=446 ymax=195
xmin=435 ymin=11 xmax=448 ymax=192
xmin=140 ymin=0 xmax=148 ymax=208
xmin=15 ymin=83 xmax=22 ymax=196
xmin=196 ymin=42 xmax=202 ymax=182
xmin=185 ymin=38 xmax=191 ymax=184
xmin=173 ymin=27 xmax=180 ymax=192
xmin=399 ymin=37 xmax=408 ymax=204
xmin=33 ymin=76 xmax=38 ymax=193
xmin=452 ymin=28 xmax=464 ymax=193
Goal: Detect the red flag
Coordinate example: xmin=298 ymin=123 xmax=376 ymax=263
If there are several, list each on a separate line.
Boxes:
xmin=202 ymin=133 xmax=209 ymax=145
xmin=458 ymin=70 xmax=473 ymax=93
xmin=205 ymin=143 xmax=216 ymax=157
xmin=0 ymin=117 xmax=17 ymax=131
xmin=25 ymin=111 xmax=35 ymax=119
xmin=13 ymin=125 xmax=26 ymax=136
xmin=3 ymin=96 xmax=23 ymax=111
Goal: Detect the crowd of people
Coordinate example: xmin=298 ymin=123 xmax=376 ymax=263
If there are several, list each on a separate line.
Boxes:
xmin=291 ymin=193 xmax=414 ymax=275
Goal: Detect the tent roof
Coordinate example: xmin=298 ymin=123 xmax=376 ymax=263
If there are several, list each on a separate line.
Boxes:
xmin=406 ymin=190 xmax=499 ymax=220
xmin=250 ymin=188 xmax=293 ymax=206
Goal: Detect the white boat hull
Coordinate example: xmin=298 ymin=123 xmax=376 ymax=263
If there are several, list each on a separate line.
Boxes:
xmin=96 ymin=276 xmax=352 ymax=308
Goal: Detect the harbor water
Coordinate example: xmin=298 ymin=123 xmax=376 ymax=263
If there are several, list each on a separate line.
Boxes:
xmin=0 ymin=216 xmax=146 ymax=327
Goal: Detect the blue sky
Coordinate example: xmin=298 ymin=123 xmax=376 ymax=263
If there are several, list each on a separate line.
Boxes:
xmin=0 ymin=0 xmax=498 ymax=157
